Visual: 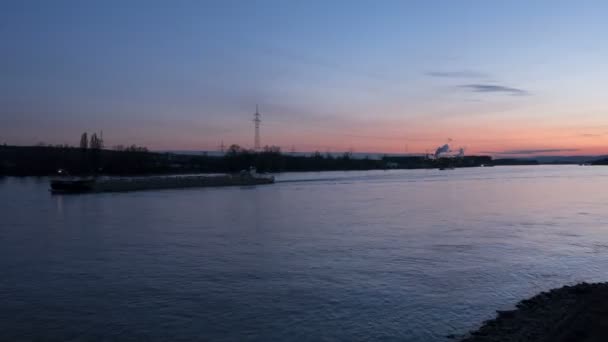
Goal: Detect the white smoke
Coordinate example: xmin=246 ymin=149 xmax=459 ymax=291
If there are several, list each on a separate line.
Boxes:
xmin=434 ymin=144 xmax=451 ymax=158
xmin=457 ymin=147 xmax=465 ymax=157
xmin=433 ymin=144 xmax=465 ymax=158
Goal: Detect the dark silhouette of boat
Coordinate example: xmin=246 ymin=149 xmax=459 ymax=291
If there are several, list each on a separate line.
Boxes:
xmin=50 ymin=168 xmax=274 ymax=194
xmin=50 ymin=178 xmax=96 ymax=193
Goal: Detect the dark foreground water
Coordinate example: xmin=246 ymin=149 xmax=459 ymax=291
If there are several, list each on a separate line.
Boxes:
xmin=3 ymin=166 xmax=608 ymax=341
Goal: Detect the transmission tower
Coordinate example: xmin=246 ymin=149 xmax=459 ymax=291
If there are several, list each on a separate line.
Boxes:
xmin=253 ymin=105 xmax=261 ymax=151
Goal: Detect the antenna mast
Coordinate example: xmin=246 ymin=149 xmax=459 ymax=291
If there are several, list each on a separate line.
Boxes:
xmin=253 ymin=105 xmax=261 ymax=151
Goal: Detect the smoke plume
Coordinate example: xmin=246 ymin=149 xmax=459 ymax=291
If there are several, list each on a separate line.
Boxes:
xmin=434 ymin=144 xmax=450 ymax=158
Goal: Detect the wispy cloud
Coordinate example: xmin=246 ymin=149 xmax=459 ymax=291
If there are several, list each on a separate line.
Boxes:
xmin=580 ymin=133 xmax=606 ymax=137
xmin=481 ymin=148 xmax=579 ymax=155
xmin=426 ymin=70 xmax=487 ymax=78
xmin=459 ymin=84 xmax=529 ymax=96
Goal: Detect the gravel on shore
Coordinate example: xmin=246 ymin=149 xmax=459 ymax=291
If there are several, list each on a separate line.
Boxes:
xmin=456 ymin=282 xmax=608 ymax=342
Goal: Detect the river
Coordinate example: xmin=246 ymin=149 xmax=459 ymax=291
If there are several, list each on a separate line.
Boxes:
xmin=2 ymin=165 xmax=608 ymax=341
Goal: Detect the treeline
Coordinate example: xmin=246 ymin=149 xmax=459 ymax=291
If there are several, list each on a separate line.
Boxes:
xmin=382 ymin=155 xmax=493 ymax=169
xmin=492 ymin=158 xmax=539 ymax=166
xmin=0 ymin=144 xmax=501 ymax=176
xmin=592 ymin=158 xmax=608 ymax=165
xmin=0 ymin=145 xmax=163 ymax=176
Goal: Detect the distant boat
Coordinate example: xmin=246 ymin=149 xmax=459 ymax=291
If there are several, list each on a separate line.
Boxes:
xmin=439 ymin=167 xmax=455 ymax=171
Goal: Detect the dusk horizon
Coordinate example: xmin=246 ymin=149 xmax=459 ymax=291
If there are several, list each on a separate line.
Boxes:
xmin=4 ymin=140 xmax=604 ymax=158
xmin=2 ymin=1 xmax=607 ymax=156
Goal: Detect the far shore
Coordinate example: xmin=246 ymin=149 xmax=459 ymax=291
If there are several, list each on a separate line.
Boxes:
xmin=0 ymin=144 xmax=525 ymax=177
xmin=4 ymin=144 xmax=608 ymax=177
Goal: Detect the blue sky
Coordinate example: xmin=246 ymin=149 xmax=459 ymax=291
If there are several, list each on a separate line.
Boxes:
xmin=1 ymin=0 xmax=607 ymax=154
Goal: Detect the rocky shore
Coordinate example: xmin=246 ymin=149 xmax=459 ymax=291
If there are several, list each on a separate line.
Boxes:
xmin=457 ymin=282 xmax=608 ymax=342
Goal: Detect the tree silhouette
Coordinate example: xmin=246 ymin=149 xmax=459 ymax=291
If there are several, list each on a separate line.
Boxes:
xmin=79 ymin=132 xmax=88 ymax=149
xmin=227 ymin=144 xmax=242 ymax=155
xmin=90 ymin=133 xmax=102 ymax=150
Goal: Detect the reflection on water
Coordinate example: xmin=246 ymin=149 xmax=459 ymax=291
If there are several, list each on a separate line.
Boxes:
xmin=54 ymin=195 xmax=63 ymax=216
xmin=2 ymin=166 xmax=608 ymax=341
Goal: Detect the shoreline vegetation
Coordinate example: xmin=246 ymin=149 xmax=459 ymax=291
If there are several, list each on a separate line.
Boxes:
xmin=3 ymin=143 xmax=608 ymax=177
xmin=0 ymin=144 xmax=540 ymax=177
xmin=457 ymin=282 xmax=608 ymax=342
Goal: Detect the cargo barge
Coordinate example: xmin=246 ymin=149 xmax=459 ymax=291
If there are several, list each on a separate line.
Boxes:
xmin=50 ymin=170 xmax=274 ymax=194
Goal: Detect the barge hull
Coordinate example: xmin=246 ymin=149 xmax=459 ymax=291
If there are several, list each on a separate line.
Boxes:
xmin=50 ymin=175 xmax=274 ymax=194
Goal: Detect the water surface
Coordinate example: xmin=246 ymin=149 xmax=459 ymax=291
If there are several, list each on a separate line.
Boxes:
xmin=2 ymin=166 xmax=608 ymax=341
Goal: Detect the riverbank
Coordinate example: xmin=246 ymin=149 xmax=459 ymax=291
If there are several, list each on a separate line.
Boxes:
xmin=0 ymin=144 xmax=498 ymax=176
xmin=458 ymin=282 xmax=608 ymax=341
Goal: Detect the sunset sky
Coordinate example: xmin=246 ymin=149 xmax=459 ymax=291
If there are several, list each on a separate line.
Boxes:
xmin=1 ymin=0 xmax=607 ymax=156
